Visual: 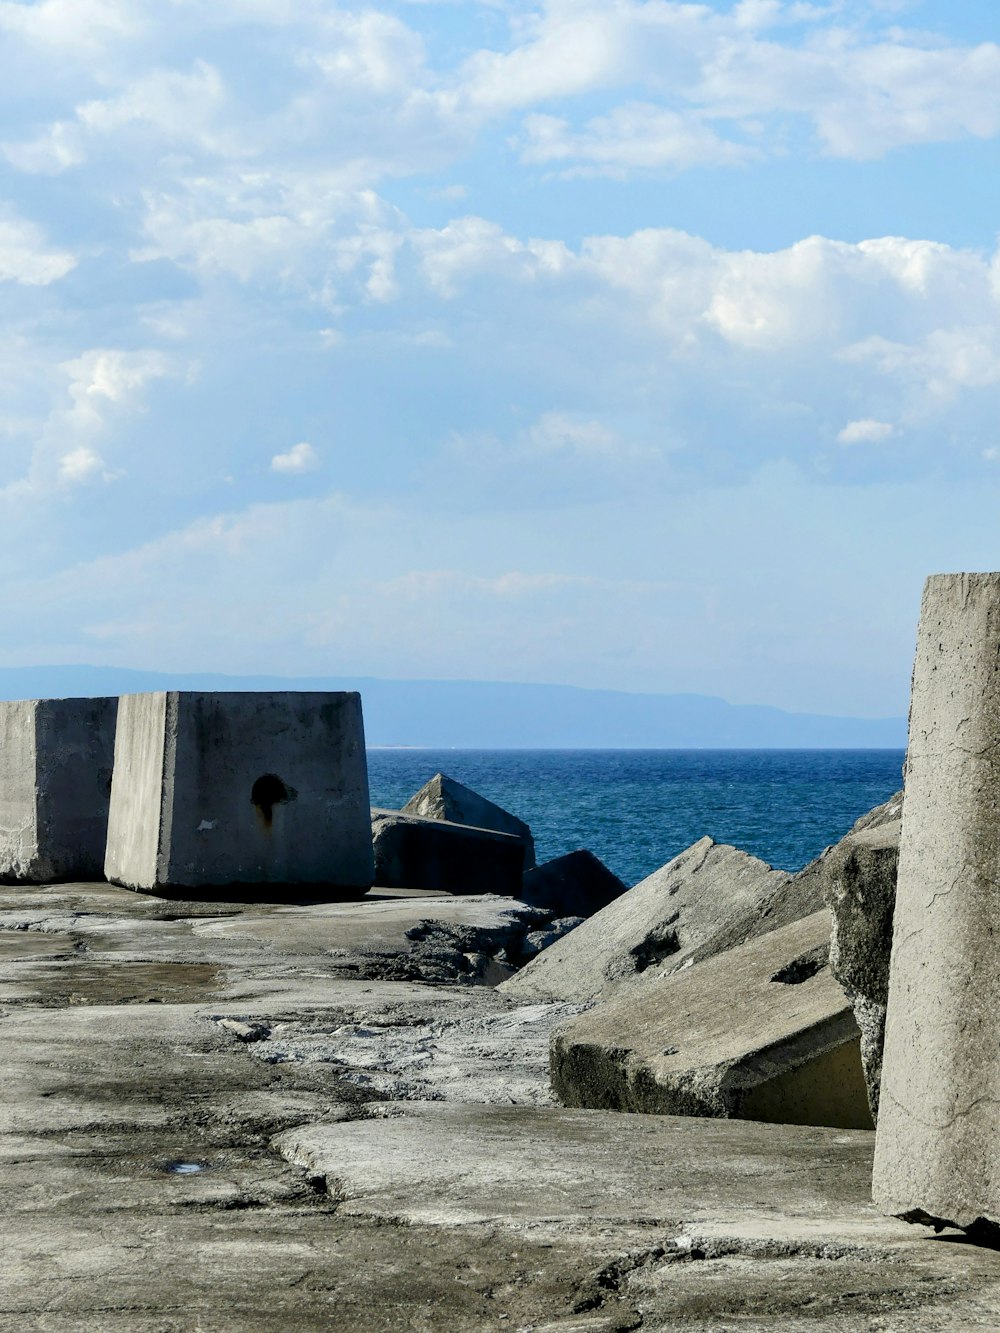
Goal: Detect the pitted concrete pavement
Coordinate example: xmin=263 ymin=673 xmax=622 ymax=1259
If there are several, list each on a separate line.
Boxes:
xmin=2 ymin=881 xmax=1000 ymax=1331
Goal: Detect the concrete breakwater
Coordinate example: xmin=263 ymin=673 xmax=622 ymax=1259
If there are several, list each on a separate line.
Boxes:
xmin=1 ymin=584 xmax=1000 ymax=1327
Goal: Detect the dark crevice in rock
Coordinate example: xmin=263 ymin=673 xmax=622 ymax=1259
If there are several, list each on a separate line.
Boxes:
xmin=630 ymin=923 xmax=681 ymax=974
xmin=770 ymin=944 xmax=829 ymax=985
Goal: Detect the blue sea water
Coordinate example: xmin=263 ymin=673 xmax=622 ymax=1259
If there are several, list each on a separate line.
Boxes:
xmin=367 ymin=749 xmax=905 ymax=887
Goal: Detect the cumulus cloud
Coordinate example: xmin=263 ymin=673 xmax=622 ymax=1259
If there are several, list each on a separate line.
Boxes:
xmin=837 ymin=418 xmax=895 ymax=445
xmin=0 ymin=211 xmax=76 ymax=284
xmin=271 ymin=441 xmax=318 ymax=473
xmin=57 ymin=446 xmax=106 ymax=484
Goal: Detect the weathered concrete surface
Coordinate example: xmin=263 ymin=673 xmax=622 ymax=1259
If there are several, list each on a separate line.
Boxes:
xmin=552 ymin=908 xmax=872 ymax=1129
xmin=402 ymin=770 xmax=536 ymax=868
xmin=0 ymin=696 xmax=116 ymax=882
xmin=2 ymin=879 xmax=1000 ymax=1330
xmin=519 ymin=848 xmax=628 ymax=918
xmin=191 ymin=889 xmax=554 ymax=984
xmin=818 ymin=792 xmax=902 ymax=1120
xmin=105 ymin=691 xmax=374 ymax=894
xmin=874 ymin=573 xmax=1000 ymax=1235
xmin=500 ymin=838 xmax=791 ymax=1004
xmin=371 ymin=806 xmax=525 ymax=895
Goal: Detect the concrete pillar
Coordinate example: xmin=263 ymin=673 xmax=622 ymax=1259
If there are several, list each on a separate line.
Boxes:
xmin=873 ymin=573 xmax=1000 ymax=1233
xmin=104 ymin=692 xmax=374 ymax=895
xmin=0 ymin=696 xmax=117 ymax=883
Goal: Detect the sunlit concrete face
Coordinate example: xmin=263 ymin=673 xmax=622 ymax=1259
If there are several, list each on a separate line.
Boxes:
xmin=0 ymin=696 xmax=117 ymax=884
xmin=874 ymin=573 xmax=1000 ymax=1232
xmin=105 ymin=691 xmax=374 ymax=895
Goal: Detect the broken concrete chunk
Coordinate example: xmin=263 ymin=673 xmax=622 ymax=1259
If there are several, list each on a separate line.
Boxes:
xmin=551 ymin=908 xmax=871 ymax=1130
xmin=518 ymin=849 xmax=626 ymax=919
xmin=0 ymin=696 xmax=117 ymax=883
xmin=874 ymin=573 xmax=1000 ymax=1235
xmin=402 ymin=772 xmax=535 ymax=869
xmin=818 ymin=795 xmax=901 ymax=1121
xmin=105 ymin=691 xmax=374 ymax=895
xmin=500 ymin=838 xmax=790 ymax=1005
xmin=371 ymin=808 xmax=525 ymax=896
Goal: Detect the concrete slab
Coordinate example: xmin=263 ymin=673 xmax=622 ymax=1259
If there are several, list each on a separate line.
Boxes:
xmin=551 ymin=908 xmax=872 ymax=1129
xmin=275 ymin=1099 xmax=898 ymax=1237
xmin=3 ymin=878 xmax=1000 ymax=1329
xmin=402 ymin=771 xmax=536 ymax=868
xmin=104 ymin=691 xmax=374 ymax=894
xmin=371 ymin=806 xmax=525 ymax=895
xmin=875 ymin=572 xmax=1000 ymax=1234
xmin=500 ymin=838 xmax=791 ymax=1004
xmin=0 ymin=695 xmax=116 ymax=882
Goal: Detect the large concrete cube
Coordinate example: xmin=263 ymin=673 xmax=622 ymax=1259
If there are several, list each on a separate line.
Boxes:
xmin=105 ymin=692 xmax=374 ymax=894
xmin=0 ymin=696 xmax=117 ymax=883
xmin=873 ymin=574 xmax=1000 ymax=1233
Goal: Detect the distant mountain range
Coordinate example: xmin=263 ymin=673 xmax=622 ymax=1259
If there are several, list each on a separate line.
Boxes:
xmin=0 ymin=666 xmax=907 ymax=748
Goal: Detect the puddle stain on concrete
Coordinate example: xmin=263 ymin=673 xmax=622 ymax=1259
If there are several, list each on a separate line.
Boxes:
xmin=0 ymin=932 xmax=78 ymax=960
xmin=0 ymin=960 xmax=222 ymax=1005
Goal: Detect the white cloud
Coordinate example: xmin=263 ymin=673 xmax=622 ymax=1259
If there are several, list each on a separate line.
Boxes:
xmin=519 ymin=105 xmax=754 ymax=176
xmin=0 ymin=211 xmax=76 ymax=284
xmin=57 ymin=446 xmax=106 ymax=484
xmin=61 ymin=349 xmax=172 ymax=429
xmin=837 ymin=418 xmax=895 ymax=445
xmin=271 ymin=441 xmax=319 ymax=473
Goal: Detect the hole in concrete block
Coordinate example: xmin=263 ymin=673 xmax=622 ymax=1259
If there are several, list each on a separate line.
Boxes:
xmin=630 ymin=925 xmax=681 ymax=973
xmin=770 ymin=944 xmax=829 ymax=985
xmin=251 ymin=773 xmax=292 ymax=828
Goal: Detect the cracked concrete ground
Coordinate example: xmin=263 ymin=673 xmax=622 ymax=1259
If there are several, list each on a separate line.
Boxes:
xmin=2 ymin=880 xmax=1000 ymax=1331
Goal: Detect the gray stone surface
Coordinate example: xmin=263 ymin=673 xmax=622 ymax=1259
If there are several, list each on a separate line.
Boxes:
xmin=519 ymin=847 xmax=628 ymax=918
xmin=105 ymin=691 xmax=374 ymax=894
xmin=192 ymin=889 xmax=553 ymax=985
xmin=500 ymin=837 xmax=791 ymax=1004
xmin=820 ymin=793 xmax=902 ymax=1120
xmin=402 ymin=771 xmax=536 ymax=868
xmin=2 ymin=877 xmax=1000 ymax=1329
xmin=0 ymin=695 xmax=116 ymax=883
xmin=551 ymin=908 xmax=872 ymax=1129
xmin=371 ymin=806 xmax=525 ymax=895
xmin=874 ymin=573 xmax=1000 ymax=1234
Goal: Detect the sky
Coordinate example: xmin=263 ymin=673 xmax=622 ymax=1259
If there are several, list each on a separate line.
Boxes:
xmin=0 ymin=0 xmax=997 ymax=718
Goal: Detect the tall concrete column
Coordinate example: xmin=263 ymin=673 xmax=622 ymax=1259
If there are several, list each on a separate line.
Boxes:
xmin=873 ymin=573 xmax=1000 ymax=1233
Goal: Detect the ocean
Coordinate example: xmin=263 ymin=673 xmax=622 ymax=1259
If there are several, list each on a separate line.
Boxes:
xmin=367 ymin=748 xmax=905 ymax=887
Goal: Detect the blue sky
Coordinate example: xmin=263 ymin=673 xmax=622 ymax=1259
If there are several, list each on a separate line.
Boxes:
xmin=0 ymin=0 xmax=997 ymax=716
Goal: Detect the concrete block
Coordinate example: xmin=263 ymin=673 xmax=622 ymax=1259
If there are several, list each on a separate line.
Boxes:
xmin=0 ymin=696 xmax=117 ymax=883
xmin=518 ymin=848 xmax=626 ymax=918
xmin=402 ymin=772 xmax=536 ymax=869
xmin=499 ymin=837 xmax=791 ymax=1005
xmin=551 ymin=908 xmax=872 ymax=1130
xmin=371 ymin=808 xmax=525 ymax=895
xmin=874 ymin=573 xmax=1000 ymax=1234
xmin=104 ymin=692 xmax=374 ymax=894
xmin=819 ymin=795 xmax=902 ymax=1121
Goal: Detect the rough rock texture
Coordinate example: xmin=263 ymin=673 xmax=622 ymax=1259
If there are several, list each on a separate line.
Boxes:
xmin=402 ymin=771 xmax=536 ymax=869
xmin=3 ymin=876 xmax=1000 ymax=1329
xmin=874 ymin=573 xmax=1000 ymax=1235
xmin=499 ymin=837 xmax=792 ymax=1004
xmin=818 ymin=792 xmax=902 ymax=1121
xmin=0 ymin=696 xmax=117 ymax=883
xmin=518 ymin=848 xmax=627 ymax=918
xmin=551 ymin=908 xmax=872 ymax=1129
xmin=191 ymin=890 xmax=554 ymax=985
xmin=105 ymin=691 xmax=374 ymax=894
xmin=371 ymin=807 xmax=525 ymax=895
